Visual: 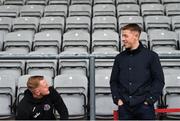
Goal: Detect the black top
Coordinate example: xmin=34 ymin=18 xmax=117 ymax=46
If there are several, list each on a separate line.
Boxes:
xmin=110 ymin=42 xmax=165 ymax=106
xmin=16 ymin=86 xmax=69 ymax=120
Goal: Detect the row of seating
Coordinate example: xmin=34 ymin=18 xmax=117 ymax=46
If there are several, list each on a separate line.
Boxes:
xmin=0 ymin=59 xmax=180 ymax=119
xmin=0 ymin=3 xmax=180 ymax=18
xmin=0 ymin=29 xmax=180 ymax=54
xmin=1 ymin=0 xmax=180 ymax=5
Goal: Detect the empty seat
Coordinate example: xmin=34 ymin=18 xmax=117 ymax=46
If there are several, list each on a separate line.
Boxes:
xmin=69 ymin=4 xmax=92 ymax=17
xmin=92 ymin=30 xmax=119 ymax=54
xmin=141 ymin=4 xmax=164 ymax=16
xmin=71 ymin=0 xmax=92 ymax=5
xmin=44 ymin=5 xmax=67 ymax=18
xmin=138 ymin=0 xmax=161 ymax=4
xmin=4 ymin=0 xmax=25 ymax=5
xmin=17 ymin=74 xmax=53 ymax=103
xmin=0 ymin=30 xmax=8 ymax=51
xmin=0 ymin=17 xmax=13 ymax=32
xmin=39 ymin=17 xmax=64 ymax=33
xmin=54 ymin=74 xmax=88 ymax=119
xmin=3 ymin=30 xmax=34 ymax=54
xmin=26 ymin=0 xmax=48 ymax=5
xmin=144 ymin=16 xmax=171 ymax=31
xmin=20 ymin=5 xmax=44 ymax=18
xmin=94 ymin=0 xmax=115 ymax=4
xmin=161 ymin=0 xmax=180 ymax=4
xmin=65 ymin=16 xmax=91 ymax=32
xmin=166 ymin=4 xmax=180 ymax=16
xmin=26 ymin=59 xmax=57 ymax=79
xmin=117 ymin=4 xmax=140 ymax=17
xmin=33 ymin=30 xmax=62 ymax=54
xmin=12 ymin=17 xmax=39 ymax=32
xmin=93 ymin=4 xmax=116 ymax=17
xmin=172 ymin=16 xmax=180 ymax=32
xmin=63 ymin=30 xmax=90 ymax=53
xmin=92 ymin=16 xmax=117 ymax=31
xmin=118 ymin=16 xmax=143 ymax=30
xmin=116 ymin=0 xmax=137 ymax=5
xmin=59 ymin=59 xmax=89 ymax=76
xmin=148 ymin=30 xmax=178 ymax=50
xmin=48 ymin=0 xmax=70 ymax=5
xmin=0 ymin=5 xmax=19 ymax=18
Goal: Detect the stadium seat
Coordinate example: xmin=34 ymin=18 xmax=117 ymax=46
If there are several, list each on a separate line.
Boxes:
xmin=138 ymin=0 xmax=161 ymax=4
xmin=65 ymin=16 xmax=91 ymax=32
xmin=0 ymin=5 xmax=19 ymax=18
xmin=144 ymin=16 xmax=171 ymax=32
xmin=26 ymin=0 xmax=48 ymax=5
xmin=161 ymin=0 xmax=180 ymax=4
xmin=3 ymin=30 xmax=34 ymax=54
xmin=92 ymin=30 xmax=119 ymax=54
xmin=26 ymin=59 xmax=57 ymax=78
xmin=39 ymin=17 xmax=64 ymax=33
xmin=0 ymin=17 xmax=13 ymax=32
xmin=12 ymin=17 xmax=39 ymax=32
xmin=44 ymin=5 xmax=67 ymax=18
xmin=117 ymin=4 xmax=140 ymax=17
xmin=165 ymin=4 xmax=180 ymax=16
xmin=69 ymin=4 xmax=92 ymax=17
xmin=54 ymin=74 xmax=88 ymax=119
xmin=33 ymin=30 xmax=62 ymax=54
xmin=172 ymin=16 xmax=180 ymax=33
xmin=116 ymin=0 xmax=137 ymax=5
xmin=20 ymin=5 xmax=44 ymax=18
xmin=93 ymin=4 xmax=116 ymax=17
xmin=141 ymin=4 xmax=164 ymax=16
xmin=70 ymin=0 xmax=92 ymax=5
xmin=4 ymin=0 xmax=25 ymax=5
xmin=92 ymin=16 xmax=117 ymax=31
xmin=94 ymin=0 xmax=115 ymax=4
xmin=139 ymin=31 xmax=149 ymax=48
xmin=48 ymin=0 xmax=70 ymax=5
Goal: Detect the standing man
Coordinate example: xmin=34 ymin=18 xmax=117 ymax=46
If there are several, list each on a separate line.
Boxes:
xmin=110 ymin=24 xmax=164 ymax=120
xmin=16 ymin=75 xmax=69 ymax=120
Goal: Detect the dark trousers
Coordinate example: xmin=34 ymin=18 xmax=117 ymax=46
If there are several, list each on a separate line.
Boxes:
xmin=118 ymin=102 xmax=155 ymax=120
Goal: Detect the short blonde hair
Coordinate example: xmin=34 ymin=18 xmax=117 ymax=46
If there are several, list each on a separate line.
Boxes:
xmin=27 ymin=76 xmax=44 ymax=90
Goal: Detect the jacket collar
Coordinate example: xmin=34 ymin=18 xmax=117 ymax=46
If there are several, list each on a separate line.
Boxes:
xmin=126 ymin=42 xmax=144 ymax=55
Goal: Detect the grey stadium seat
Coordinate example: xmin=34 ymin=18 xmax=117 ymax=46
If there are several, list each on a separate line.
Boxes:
xmin=139 ymin=31 xmax=149 ymax=48
xmin=54 ymin=74 xmax=88 ymax=119
xmin=0 ymin=5 xmax=19 ymax=18
xmin=116 ymin=0 xmax=137 ymax=5
xmin=118 ymin=16 xmax=143 ymax=30
xmin=93 ymin=4 xmax=116 ymax=17
xmin=172 ymin=16 xmax=180 ymax=33
xmin=68 ymin=4 xmax=92 ymax=17
xmin=117 ymin=4 xmax=140 ymax=17
xmin=39 ymin=17 xmax=64 ymax=34
xmin=161 ymin=0 xmax=180 ymax=4
xmin=165 ymin=4 xmax=180 ymax=16
xmin=4 ymin=0 xmax=25 ymax=5
xmin=65 ymin=16 xmax=91 ymax=32
xmin=92 ymin=16 xmax=117 ymax=31
xmin=33 ymin=30 xmax=62 ymax=54
xmin=26 ymin=0 xmax=48 ymax=5
xmin=63 ymin=30 xmax=90 ymax=53
xmin=144 ymin=16 xmax=171 ymax=32
xmin=0 ymin=17 xmax=13 ymax=32
xmin=71 ymin=0 xmax=92 ymax=5
xmin=94 ymin=0 xmax=115 ymax=4
xmin=12 ymin=17 xmax=39 ymax=32
xmin=138 ymin=0 xmax=161 ymax=4
xmin=141 ymin=4 xmax=164 ymax=16
xmin=3 ymin=30 xmax=34 ymax=54
xmin=92 ymin=30 xmax=119 ymax=54
xmin=148 ymin=30 xmax=178 ymax=51
xmin=26 ymin=59 xmax=57 ymax=78
xmin=48 ymin=0 xmax=70 ymax=5
xmin=20 ymin=5 xmax=44 ymax=18
xmin=44 ymin=5 xmax=67 ymax=18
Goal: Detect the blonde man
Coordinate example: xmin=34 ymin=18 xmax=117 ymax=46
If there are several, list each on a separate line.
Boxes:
xmin=16 ymin=75 xmax=68 ymax=120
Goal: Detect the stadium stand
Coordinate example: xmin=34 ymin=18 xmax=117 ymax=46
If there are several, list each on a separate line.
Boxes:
xmin=0 ymin=0 xmax=180 ymax=120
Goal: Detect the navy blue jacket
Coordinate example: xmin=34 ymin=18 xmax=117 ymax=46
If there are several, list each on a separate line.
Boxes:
xmin=110 ymin=42 xmax=165 ymax=106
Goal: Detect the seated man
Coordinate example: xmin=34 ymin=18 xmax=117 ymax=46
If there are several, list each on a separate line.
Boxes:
xmin=16 ymin=75 xmax=69 ymax=120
